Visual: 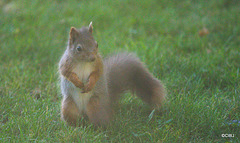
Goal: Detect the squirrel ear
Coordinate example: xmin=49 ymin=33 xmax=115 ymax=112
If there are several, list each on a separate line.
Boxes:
xmin=69 ymin=27 xmax=78 ymax=44
xmin=89 ymin=22 xmax=93 ymax=34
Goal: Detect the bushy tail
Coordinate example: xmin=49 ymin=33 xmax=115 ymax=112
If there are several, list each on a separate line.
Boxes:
xmin=104 ymin=53 xmax=166 ymax=108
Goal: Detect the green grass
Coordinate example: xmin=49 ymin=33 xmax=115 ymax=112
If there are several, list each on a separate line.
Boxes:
xmin=1 ymin=0 xmax=240 ymax=142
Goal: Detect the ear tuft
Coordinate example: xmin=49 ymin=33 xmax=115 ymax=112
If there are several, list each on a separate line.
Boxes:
xmin=69 ymin=27 xmax=78 ymax=44
xmin=89 ymin=22 xmax=93 ymax=33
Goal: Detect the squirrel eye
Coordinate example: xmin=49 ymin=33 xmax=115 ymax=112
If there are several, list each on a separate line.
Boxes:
xmin=77 ymin=46 xmax=82 ymax=51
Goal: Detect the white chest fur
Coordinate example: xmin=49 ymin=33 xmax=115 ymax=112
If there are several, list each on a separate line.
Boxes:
xmin=70 ymin=62 xmax=94 ymax=113
xmin=72 ymin=62 xmax=94 ymax=83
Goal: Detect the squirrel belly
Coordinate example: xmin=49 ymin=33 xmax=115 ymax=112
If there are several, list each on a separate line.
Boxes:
xmin=60 ymin=62 xmax=95 ymax=114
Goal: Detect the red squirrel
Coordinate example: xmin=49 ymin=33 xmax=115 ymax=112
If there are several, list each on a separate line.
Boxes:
xmin=59 ymin=22 xmax=166 ymax=126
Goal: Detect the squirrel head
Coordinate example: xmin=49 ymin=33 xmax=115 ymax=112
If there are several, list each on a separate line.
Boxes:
xmin=68 ymin=22 xmax=98 ymax=62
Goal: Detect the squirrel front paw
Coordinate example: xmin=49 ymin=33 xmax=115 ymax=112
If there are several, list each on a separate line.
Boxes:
xmin=81 ymin=83 xmax=92 ymax=93
xmin=75 ymin=82 xmax=84 ymax=89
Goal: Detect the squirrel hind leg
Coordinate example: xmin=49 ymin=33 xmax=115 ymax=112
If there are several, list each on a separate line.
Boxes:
xmin=61 ymin=96 xmax=82 ymax=126
xmin=86 ymin=96 xmax=112 ymax=126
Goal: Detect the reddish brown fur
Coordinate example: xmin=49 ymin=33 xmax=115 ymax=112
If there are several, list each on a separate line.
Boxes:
xmin=61 ymin=96 xmax=81 ymax=126
xmin=59 ymin=56 xmax=85 ymax=89
xmin=82 ymin=55 xmax=103 ymax=93
xmin=59 ymin=24 xmax=166 ymax=127
xmin=86 ymin=96 xmax=111 ymax=126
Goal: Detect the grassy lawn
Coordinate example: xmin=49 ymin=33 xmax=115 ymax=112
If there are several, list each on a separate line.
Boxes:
xmin=1 ymin=0 xmax=239 ymax=142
